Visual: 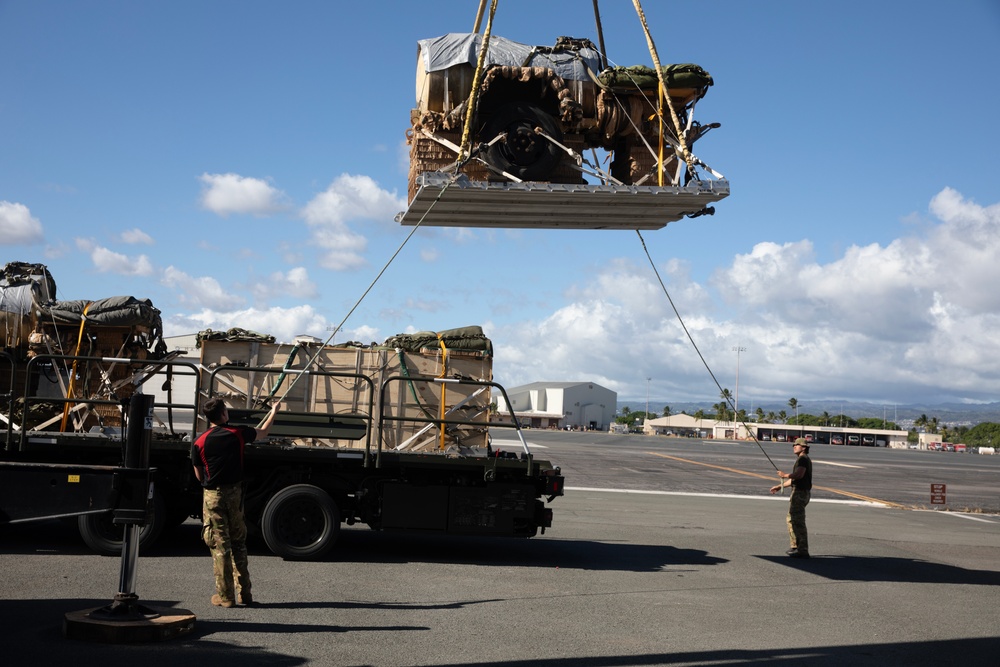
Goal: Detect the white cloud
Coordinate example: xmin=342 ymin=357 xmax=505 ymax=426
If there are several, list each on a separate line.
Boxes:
xmin=199 ymin=173 xmax=287 ymax=217
xmin=161 ymin=265 xmax=243 ymax=310
xmin=164 ymin=304 xmax=329 ymax=343
xmin=301 ymin=174 xmax=406 ymax=270
xmin=490 ymin=188 xmax=1000 ymax=405
xmin=0 ymin=201 xmax=44 ymax=245
xmin=76 ymin=238 xmax=154 ymax=276
xmin=121 ymin=228 xmax=154 ymax=245
xmin=252 ymin=266 xmax=318 ymax=302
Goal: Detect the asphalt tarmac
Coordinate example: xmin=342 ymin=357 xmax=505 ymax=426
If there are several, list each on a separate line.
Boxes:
xmin=2 ymin=434 xmax=998 ymax=666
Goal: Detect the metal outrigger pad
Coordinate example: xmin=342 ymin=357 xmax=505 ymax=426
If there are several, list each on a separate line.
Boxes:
xmin=395 ymin=172 xmax=730 ymax=230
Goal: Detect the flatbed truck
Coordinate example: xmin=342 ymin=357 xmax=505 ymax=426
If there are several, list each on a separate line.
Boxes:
xmin=0 ymin=346 xmax=564 ymax=561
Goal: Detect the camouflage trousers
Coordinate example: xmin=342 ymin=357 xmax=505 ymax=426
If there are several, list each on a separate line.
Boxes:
xmin=202 ymin=483 xmax=250 ymax=603
xmin=786 ymin=488 xmax=810 ymax=552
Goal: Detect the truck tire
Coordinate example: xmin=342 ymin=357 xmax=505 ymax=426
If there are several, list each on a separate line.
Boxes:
xmin=260 ymin=484 xmax=340 ymax=561
xmin=481 ymin=101 xmax=563 ymax=181
xmin=77 ymin=491 xmax=166 ymax=556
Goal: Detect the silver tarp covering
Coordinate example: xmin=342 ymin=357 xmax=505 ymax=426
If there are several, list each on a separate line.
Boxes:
xmin=417 ymin=33 xmax=601 ymax=82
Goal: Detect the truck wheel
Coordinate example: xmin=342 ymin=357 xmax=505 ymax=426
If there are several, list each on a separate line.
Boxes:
xmin=260 ymin=484 xmax=340 ymax=561
xmin=77 ymin=491 xmax=166 ymax=556
xmin=481 ymin=101 xmax=563 ymax=181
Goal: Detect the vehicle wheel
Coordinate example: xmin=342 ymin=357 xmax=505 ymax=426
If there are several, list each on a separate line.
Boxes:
xmin=77 ymin=490 xmax=166 ymax=556
xmin=260 ymin=484 xmax=340 ymax=561
xmin=481 ymin=101 xmax=563 ymax=180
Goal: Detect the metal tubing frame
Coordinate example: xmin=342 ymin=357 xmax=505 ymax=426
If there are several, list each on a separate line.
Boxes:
xmin=375 ymin=374 xmax=533 ymax=474
xmin=204 ymin=364 xmax=376 ymax=464
xmin=14 ymin=355 xmax=202 ymax=452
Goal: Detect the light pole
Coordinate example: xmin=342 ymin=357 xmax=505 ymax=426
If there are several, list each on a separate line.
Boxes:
xmin=645 ymin=377 xmax=651 ymax=421
xmin=732 ymin=346 xmax=746 ymax=417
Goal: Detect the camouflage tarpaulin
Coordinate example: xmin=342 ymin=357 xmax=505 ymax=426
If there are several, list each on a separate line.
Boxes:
xmin=382 ymin=326 xmax=492 ymax=355
xmin=597 ymin=64 xmax=713 ymax=94
xmin=196 ymin=328 xmax=277 ymax=348
xmin=40 ymin=296 xmax=163 ymax=330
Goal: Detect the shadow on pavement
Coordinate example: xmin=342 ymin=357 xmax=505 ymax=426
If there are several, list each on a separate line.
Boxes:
xmin=0 ymin=597 xmax=995 ymax=666
xmin=2 ymin=520 xmax=724 ymax=573
xmin=758 ymin=554 xmax=1000 ymax=585
xmin=331 ymin=529 xmax=727 ymax=572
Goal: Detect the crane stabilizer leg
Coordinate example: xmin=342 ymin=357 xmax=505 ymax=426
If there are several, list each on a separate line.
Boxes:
xmin=63 ymin=395 xmax=196 ymax=643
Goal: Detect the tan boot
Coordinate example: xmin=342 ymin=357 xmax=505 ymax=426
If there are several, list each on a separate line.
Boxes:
xmin=211 ymin=594 xmax=235 ymax=608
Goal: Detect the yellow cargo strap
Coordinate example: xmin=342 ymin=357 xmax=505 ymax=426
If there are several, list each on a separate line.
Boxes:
xmin=458 ymin=0 xmax=499 ymax=163
xmin=60 ymin=301 xmax=92 ymax=432
xmin=437 ymin=334 xmax=450 ymax=450
xmin=631 ymin=0 xmax=691 ymax=182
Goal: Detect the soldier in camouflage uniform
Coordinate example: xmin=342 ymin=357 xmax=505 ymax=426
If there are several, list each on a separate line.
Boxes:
xmin=769 ymin=437 xmax=813 ymax=558
xmin=192 ymin=397 xmax=279 ymax=607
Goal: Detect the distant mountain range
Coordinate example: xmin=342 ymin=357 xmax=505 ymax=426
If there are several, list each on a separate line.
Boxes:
xmin=624 ymin=400 xmax=1000 ymax=427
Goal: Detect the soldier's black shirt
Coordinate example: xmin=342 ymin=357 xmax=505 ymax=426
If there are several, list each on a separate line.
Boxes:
xmin=791 ymin=453 xmax=812 ymax=490
xmin=191 ymin=423 xmax=257 ymax=489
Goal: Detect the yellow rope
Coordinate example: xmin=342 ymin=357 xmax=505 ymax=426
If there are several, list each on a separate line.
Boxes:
xmin=471 ymin=0 xmax=488 ymax=33
xmin=458 ymin=0 xmax=499 ymax=163
xmin=60 ymin=301 xmax=92 ymax=432
xmin=631 ymin=0 xmax=691 ymax=182
xmin=436 ymin=335 xmax=450 ymax=450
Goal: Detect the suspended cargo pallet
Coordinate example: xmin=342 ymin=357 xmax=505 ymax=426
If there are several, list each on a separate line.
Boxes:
xmin=401 ymin=33 xmax=728 ymax=230
xmin=396 ymin=172 xmax=729 ymax=230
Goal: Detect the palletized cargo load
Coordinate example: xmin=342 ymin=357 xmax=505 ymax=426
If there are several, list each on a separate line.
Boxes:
xmin=197 ymin=326 xmax=495 ymax=452
xmin=398 ymin=32 xmax=729 ymax=230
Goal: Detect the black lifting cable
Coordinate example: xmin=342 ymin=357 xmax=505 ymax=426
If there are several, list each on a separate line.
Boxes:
xmin=635 ymin=230 xmax=781 ymax=473
xmin=253 ymin=179 xmax=455 ymax=425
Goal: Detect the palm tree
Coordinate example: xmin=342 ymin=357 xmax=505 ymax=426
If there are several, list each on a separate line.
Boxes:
xmin=662 ymin=405 xmax=672 ymax=418
xmin=779 ymin=410 xmax=788 ymax=424
xmin=788 ymin=398 xmax=799 ymax=425
xmin=821 ymin=411 xmax=831 ymax=427
xmin=755 ymin=407 xmax=765 ymax=423
xmin=694 ymin=409 xmax=705 ymax=434
xmin=766 ymin=411 xmax=777 ymax=424
xmin=720 ymin=389 xmax=734 ymax=423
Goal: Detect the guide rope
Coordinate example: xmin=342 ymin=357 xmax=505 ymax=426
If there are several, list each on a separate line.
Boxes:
xmin=635 ymin=230 xmax=780 ymax=473
xmin=254 ymin=179 xmax=455 ymax=423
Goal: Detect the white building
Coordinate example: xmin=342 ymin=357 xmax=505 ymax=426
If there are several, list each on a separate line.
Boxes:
xmin=643 ymin=414 xmax=908 ymax=446
xmin=494 ymin=381 xmax=616 ymax=430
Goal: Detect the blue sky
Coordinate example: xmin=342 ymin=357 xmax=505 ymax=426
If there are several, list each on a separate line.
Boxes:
xmin=2 ymin=1 xmax=998 ymax=407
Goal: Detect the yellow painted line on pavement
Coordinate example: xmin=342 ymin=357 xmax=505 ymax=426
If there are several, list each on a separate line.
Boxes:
xmin=647 ymin=452 xmax=909 ymax=509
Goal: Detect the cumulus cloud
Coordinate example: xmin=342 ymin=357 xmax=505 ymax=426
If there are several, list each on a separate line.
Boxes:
xmin=199 ymin=173 xmax=287 ymax=217
xmin=491 ymin=189 xmax=1000 ymax=406
xmin=0 ymin=201 xmax=44 ymax=245
xmin=76 ymin=238 xmax=154 ymax=276
xmin=121 ymin=228 xmax=154 ymax=245
xmin=301 ymin=174 xmax=406 ymax=270
xmin=161 ymin=265 xmax=243 ymax=311
xmin=251 ymin=266 xmax=318 ymax=302
xmin=163 ymin=304 xmax=329 ymax=343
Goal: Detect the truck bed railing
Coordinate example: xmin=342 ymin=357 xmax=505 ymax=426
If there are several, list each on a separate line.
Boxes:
xmin=205 ymin=364 xmax=377 ymax=463
xmin=4 ymin=354 xmax=201 ymax=453
xmin=375 ymin=374 xmax=533 ymax=471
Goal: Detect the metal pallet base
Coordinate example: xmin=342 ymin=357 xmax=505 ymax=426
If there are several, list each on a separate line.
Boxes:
xmin=396 ymin=172 xmax=730 ymax=230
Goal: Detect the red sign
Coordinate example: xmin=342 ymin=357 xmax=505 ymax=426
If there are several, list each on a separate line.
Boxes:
xmin=931 ymin=483 xmax=946 ymax=504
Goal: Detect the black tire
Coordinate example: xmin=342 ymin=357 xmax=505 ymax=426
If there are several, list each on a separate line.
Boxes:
xmin=260 ymin=484 xmax=340 ymax=561
xmin=481 ymin=101 xmax=563 ymax=180
xmin=77 ymin=490 xmax=166 ymax=556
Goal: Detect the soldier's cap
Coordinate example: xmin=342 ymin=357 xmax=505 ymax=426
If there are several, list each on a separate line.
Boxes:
xmin=793 ymin=437 xmax=808 ymax=446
